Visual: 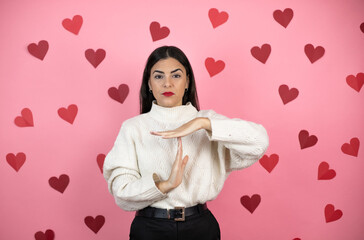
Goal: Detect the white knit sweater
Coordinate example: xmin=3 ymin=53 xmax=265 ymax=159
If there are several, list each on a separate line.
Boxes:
xmin=103 ymin=101 xmax=269 ymax=211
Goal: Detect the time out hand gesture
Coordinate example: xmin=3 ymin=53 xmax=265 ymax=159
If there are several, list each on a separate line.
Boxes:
xmin=155 ymin=137 xmax=189 ymax=194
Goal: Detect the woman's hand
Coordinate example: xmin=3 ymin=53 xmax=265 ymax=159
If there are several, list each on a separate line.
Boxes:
xmin=150 ymin=117 xmax=211 ymax=139
xmin=155 ymin=137 xmax=189 ymax=193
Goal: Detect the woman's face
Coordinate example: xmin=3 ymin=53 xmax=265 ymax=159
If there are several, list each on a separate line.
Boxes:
xmin=148 ymin=57 xmax=189 ymax=108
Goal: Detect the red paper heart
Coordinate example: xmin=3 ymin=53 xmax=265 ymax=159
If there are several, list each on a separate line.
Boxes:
xmin=360 ymin=22 xmax=364 ymax=33
xmin=149 ymin=21 xmax=170 ymax=42
xmin=299 ymin=130 xmax=318 ymax=149
xmin=27 ymin=40 xmax=49 ymax=60
xmin=324 ymin=204 xmax=343 ymax=223
xmin=341 ymin=137 xmax=360 ymax=157
xmin=49 ymin=174 xmax=69 ymax=193
xmin=279 ymin=84 xmax=299 ymax=104
xmin=251 ymin=44 xmax=271 ymax=64
xmin=14 ymin=108 xmax=34 ymax=127
xmin=62 ymin=15 xmax=83 ymax=35
xmin=84 ymin=215 xmax=105 ymax=233
xmin=318 ymin=162 xmax=336 ymax=180
xmin=6 ymin=152 xmax=26 ymax=172
xmin=57 ymin=104 xmax=78 ymax=124
xmin=205 ymin=57 xmax=225 ymax=77
xmin=85 ymin=48 xmax=106 ymax=68
xmin=240 ymin=194 xmax=261 ymax=214
xmin=208 ymin=8 xmax=229 ymax=28
xmin=346 ymin=72 xmax=364 ymax=92
xmin=304 ymin=44 xmax=325 ymax=63
xmin=108 ymin=84 xmax=129 ymax=104
xmin=259 ymin=154 xmax=279 ymax=173
xmin=97 ymin=154 xmax=105 ymax=173
xmin=273 ymin=8 xmax=293 ymax=28
xmin=34 ymin=229 xmax=55 ymax=240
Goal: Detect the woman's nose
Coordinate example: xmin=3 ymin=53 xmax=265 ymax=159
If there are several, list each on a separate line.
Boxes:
xmin=164 ymin=76 xmax=173 ymax=87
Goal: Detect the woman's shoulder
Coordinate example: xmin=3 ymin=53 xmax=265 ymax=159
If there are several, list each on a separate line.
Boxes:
xmin=197 ymin=109 xmax=217 ymax=118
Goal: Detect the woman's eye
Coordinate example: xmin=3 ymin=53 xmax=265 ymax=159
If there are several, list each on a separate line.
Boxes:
xmin=173 ymin=74 xmax=181 ymax=78
xmin=154 ymin=75 xmax=163 ymax=79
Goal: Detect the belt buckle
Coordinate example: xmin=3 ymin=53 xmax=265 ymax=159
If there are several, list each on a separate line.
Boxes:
xmin=173 ymin=206 xmax=185 ymax=221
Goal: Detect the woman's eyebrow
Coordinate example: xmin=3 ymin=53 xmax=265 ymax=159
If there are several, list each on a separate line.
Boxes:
xmin=153 ymin=68 xmax=183 ymax=74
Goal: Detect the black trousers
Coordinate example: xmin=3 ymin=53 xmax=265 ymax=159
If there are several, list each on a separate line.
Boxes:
xmin=129 ymin=209 xmax=221 ymax=240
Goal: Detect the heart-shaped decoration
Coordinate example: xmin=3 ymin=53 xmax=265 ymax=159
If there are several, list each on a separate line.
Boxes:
xmin=279 ymin=84 xmax=299 ymax=104
xmin=346 ymin=72 xmax=364 ymax=92
xmin=208 ymin=8 xmax=229 ymax=28
xmin=34 ymin=229 xmax=55 ymax=240
xmin=108 ymin=84 xmax=129 ymax=104
xmin=251 ymin=44 xmax=271 ymax=64
xmin=324 ymin=204 xmax=343 ymax=223
xmin=205 ymin=57 xmax=225 ymax=77
xmin=58 ymin=104 xmax=78 ymax=124
xmin=318 ymin=162 xmax=336 ymax=180
xmin=149 ymin=21 xmax=170 ymax=41
xmin=49 ymin=174 xmax=70 ymax=193
xmin=304 ymin=44 xmax=325 ymax=63
xmin=85 ymin=48 xmax=106 ymax=68
xmin=360 ymin=22 xmax=364 ymax=33
xmin=299 ymin=130 xmax=318 ymax=149
xmin=27 ymin=40 xmax=49 ymax=60
xmin=341 ymin=137 xmax=360 ymax=157
xmin=6 ymin=152 xmax=26 ymax=172
xmin=62 ymin=15 xmax=83 ymax=35
xmin=84 ymin=215 xmax=105 ymax=233
xmin=259 ymin=154 xmax=279 ymax=173
xmin=273 ymin=8 xmax=293 ymax=28
xmin=240 ymin=194 xmax=261 ymax=214
xmin=14 ymin=108 xmax=34 ymax=127
xmin=97 ymin=154 xmax=105 ymax=173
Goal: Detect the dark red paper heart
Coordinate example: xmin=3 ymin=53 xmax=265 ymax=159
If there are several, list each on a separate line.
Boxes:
xmin=34 ymin=229 xmax=55 ymax=240
xmin=58 ymin=104 xmax=78 ymax=124
xmin=360 ymin=22 xmax=364 ymax=33
xmin=205 ymin=57 xmax=225 ymax=77
xmin=318 ymin=162 xmax=336 ymax=180
xmin=49 ymin=174 xmax=70 ymax=193
xmin=27 ymin=40 xmax=49 ymax=60
xmin=6 ymin=152 xmax=26 ymax=172
xmin=240 ymin=194 xmax=261 ymax=214
xmin=208 ymin=8 xmax=229 ymax=28
xmin=325 ymin=204 xmax=343 ymax=223
xmin=251 ymin=44 xmax=271 ymax=64
xmin=62 ymin=15 xmax=83 ymax=35
xmin=273 ymin=8 xmax=293 ymax=28
xmin=97 ymin=154 xmax=105 ymax=173
xmin=149 ymin=21 xmax=170 ymax=41
xmin=304 ymin=44 xmax=325 ymax=63
xmin=299 ymin=130 xmax=318 ymax=149
xmin=108 ymin=84 xmax=129 ymax=104
xmin=259 ymin=154 xmax=279 ymax=173
xmin=14 ymin=108 xmax=34 ymax=127
xmin=85 ymin=48 xmax=106 ymax=68
xmin=84 ymin=215 xmax=105 ymax=233
xmin=341 ymin=137 xmax=360 ymax=157
xmin=279 ymin=84 xmax=299 ymax=104
xmin=346 ymin=72 xmax=364 ymax=92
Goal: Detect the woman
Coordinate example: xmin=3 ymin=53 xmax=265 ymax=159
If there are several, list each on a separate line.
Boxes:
xmin=103 ymin=46 xmax=269 ymax=240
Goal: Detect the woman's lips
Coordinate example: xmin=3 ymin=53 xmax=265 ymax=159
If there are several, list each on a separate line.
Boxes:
xmin=163 ymin=92 xmax=174 ymax=97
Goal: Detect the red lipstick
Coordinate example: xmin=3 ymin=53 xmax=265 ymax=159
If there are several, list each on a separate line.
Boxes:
xmin=163 ymin=92 xmax=174 ymax=97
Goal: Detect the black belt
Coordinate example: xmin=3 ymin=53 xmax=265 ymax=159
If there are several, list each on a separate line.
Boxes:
xmin=135 ymin=203 xmax=208 ymax=221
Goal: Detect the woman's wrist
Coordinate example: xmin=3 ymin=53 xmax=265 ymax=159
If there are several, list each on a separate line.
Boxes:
xmin=199 ymin=117 xmax=212 ymax=131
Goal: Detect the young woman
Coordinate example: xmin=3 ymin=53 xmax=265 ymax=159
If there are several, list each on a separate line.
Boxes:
xmin=103 ymin=46 xmax=269 ymax=240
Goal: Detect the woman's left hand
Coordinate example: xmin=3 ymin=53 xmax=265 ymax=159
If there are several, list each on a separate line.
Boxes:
xmin=151 ymin=117 xmax=211 ymax=139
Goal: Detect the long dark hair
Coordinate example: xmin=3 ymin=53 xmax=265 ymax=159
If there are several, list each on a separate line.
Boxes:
xmin=139 ymin=46 xmax=200 ymax=114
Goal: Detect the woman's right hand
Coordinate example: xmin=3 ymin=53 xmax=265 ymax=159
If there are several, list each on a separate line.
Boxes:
xmin=155 ymin=137 xmax=189 ymax=194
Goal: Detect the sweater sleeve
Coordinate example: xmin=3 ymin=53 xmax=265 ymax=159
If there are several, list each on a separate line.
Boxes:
xmin=103 ymin=121 xmax=167 ymax=211
xmin=203 ymin=110 xmax=269 ymax=172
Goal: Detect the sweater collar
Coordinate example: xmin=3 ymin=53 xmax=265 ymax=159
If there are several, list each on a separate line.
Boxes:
xmin=148 ymin=100 xmax=198 ymax=123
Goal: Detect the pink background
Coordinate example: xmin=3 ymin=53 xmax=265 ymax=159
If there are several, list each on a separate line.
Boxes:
xmin=1 ymin=0 xmax=364 ymax=239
